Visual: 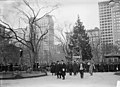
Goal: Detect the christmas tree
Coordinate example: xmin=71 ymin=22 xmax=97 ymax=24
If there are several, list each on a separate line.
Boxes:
xmin=70 ymin=16 xmax=92 ymax=61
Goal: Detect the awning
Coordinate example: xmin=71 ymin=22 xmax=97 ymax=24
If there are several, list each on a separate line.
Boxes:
xmin=105 ymin=54 xmax=120 ymax=58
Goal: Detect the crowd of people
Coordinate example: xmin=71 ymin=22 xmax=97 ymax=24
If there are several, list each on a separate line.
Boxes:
xmin=0 ymin=63 xmax=47 ymax=72
xmin=50 ymin=60 xmax=120 ymax=80
xmin=1 ymin=60 xmax=120 ymax=79
xmin=50 ymin=60 xmax=92 ymax=80
xmin=0 ymin=63 xmax=21 ymax=72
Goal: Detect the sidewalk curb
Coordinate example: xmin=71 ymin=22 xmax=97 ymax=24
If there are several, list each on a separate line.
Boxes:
xmin=0 ymin=72 xmax=47 ymax=80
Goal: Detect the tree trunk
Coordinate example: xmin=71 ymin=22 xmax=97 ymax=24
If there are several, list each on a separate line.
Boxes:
xmin=31 ymin=50 xmax=39 ymax=69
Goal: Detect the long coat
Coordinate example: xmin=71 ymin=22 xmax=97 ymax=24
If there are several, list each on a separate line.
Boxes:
xmin=73 ymin=62 xmax=79 ymax=73
xmin=55 ymin=63 xmax=61 ymax=74
xmin=89 ymin=63 xmax=95 ymax=74
xmin=67 ymin=62 xmax=73 ymax=72
xmin=60 ymin=63 xmax=66 ymax=76
xmin=50 ymin=63 xmax=56 ymax=73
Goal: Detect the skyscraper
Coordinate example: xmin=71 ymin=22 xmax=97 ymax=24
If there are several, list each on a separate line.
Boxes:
xmin=98 ymin=1 xmax=120 ymax=45
xmin=36 ymin=15 xmax=54 ymax=63
xmin=98 ymin=1 xmax=113 ymax=45
xmin=111 ymin=2 xmax=120 ymax=45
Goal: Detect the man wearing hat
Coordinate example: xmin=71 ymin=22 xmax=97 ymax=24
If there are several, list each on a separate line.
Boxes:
xmin=60 ymin=60 xmax=66 ymax=80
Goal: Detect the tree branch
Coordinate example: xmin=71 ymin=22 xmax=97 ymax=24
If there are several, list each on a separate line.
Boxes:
xmin=15 ymin=7 xmax=30 ymax=20
xmin=0 ymin=19 xmax=32 ymax=50
xmin=36 ymin=29 xmax=48 ymax=47
xmin=35 ymin=7 xmax=57 ymax=22
xmin=35 ymin=6 xmax=48 ymax=20
xmin=23 ymin=0 xmax=36 ymax=18
xmin=34 ymin=23 xmax=42 ymax=34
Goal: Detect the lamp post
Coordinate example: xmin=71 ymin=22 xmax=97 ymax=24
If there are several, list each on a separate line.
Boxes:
xmin=68 ymin=43 xmax=74 ymax=61
xmin=20 ymin=49 xmax=23 ymax=57
xmin=19 ymin=49 xmax=23 ymax=66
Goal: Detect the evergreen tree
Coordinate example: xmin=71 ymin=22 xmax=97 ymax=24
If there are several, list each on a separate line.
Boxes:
xmin=70 ymin=16 xmax=92 ymax=61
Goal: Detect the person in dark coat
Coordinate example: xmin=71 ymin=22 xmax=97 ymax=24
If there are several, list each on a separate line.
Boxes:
xmin=103 ymin=63 xmax=109 ymax=72
xmin=67 ymin=62 xmax=73 ymax=75
xmin=55 ymin=61 xmax=61 ymax=79
xmin=79 ymin=62 xmax=85 ymax=79
xmin=86 ymin=62 xmax=90 ymax=72
xmin=95 ymin=63 xmax=99 ymax=72
xmin=50 ymin=62 xmax=56 ymax=75
xmin=111 ymin=63 xmax=114 ymax=72
xmin=60 ymin=60 xmax=66 ymax=80
xmin=99 ymin=63 xmax=104 ymax=72
xmin=1 ymin=64 xmax=4 ymax=72
xmin=114 ymin=63 xmax=118 ymax=72
xmin=73 ymin=61 xmax=78 ymax=75
xmin=4 ymin=64 xmax=8 ymax=72
xmin=109 ymin=63 xmax=113 ymax=72
xmin=0 ymin=63 xmax=2 ymax=72
xmin=118 ymin=63 xmax=120 ymax=71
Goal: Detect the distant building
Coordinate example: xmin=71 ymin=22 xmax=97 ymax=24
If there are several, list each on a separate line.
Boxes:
xmin=87 ymin=27 xmax=100 ymax=47
xmin=0 ymin=24 xmax=9 ymax=45
xmin=65 ymin=32 xmax=73 ymax=43
xmin=0 ymin=24 xmax=5 ymax=41
xmin=35 ymin=15 xmax=54 ymax=63
xmin=111 ymin=2 xmax=120 ymax=46
xmin=0 ymin=24 xmax=17 ymax=64
xmin=87 ymin=27 xmax=101 ymax=63
xmin=98 ymin=1 xmax=120 ymax=45
xmin=53 ymin=44 xmax=65 ymax=62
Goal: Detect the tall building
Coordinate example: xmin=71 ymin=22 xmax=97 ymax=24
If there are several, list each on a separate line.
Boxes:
xmin=98 ymin=1 xmax=113 ymax=45
xmin=35 ymin=15 xmax=54 ymax=63
xmin=98 ymin=1 xmax=120 ymax=45
xmin=111 ymin=2 xmax=120 ymax=45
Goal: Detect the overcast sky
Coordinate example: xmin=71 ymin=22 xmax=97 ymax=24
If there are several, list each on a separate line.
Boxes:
xmin=52 ymin=0 xmax=109 ymax=30
xmin=0 ymin=0 xmax=108 ymax=30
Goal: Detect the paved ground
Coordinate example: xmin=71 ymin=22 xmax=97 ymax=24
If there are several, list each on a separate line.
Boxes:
xmin=1 ymin=72 xmax=120 ymax=87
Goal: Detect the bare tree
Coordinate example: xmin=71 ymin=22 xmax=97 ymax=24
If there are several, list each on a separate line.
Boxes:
xmin=88 ymin=31 xmax=101 ymax=63
xmin=54 ymin=23 xmax=73 ymax=60
xmin=0 ymin=0 xmax=58 ymax=68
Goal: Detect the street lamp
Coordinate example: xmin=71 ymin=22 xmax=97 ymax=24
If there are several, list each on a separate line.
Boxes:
xmin=68 ymin=43 xmax=74 ymax=61
xmin=20 ymin=49 xmax=23 ymax=57
xmin=19 ymin=49 xmax=23 ymax=66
